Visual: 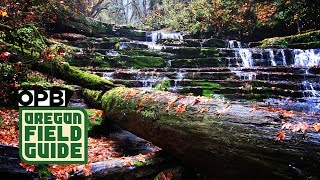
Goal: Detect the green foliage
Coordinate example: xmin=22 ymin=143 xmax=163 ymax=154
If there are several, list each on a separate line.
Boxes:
xmin=37 ymin=164 xmax=51 ymax=180
xmin=143 ymin=0 xmax=319 ymax=40
xmin=155 ymin=80 xmax=171 ymax=91
xmin=0 ymin=62 xmax=28 ymax=106
xmin=86 ymin=109 xmax=104 ymax=132
xmin=14 ymin=24 xmax=46 ymax=50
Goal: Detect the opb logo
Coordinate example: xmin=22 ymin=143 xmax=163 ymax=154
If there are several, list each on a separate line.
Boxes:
xmin=18 ymin=90 xmax=66 ymax=107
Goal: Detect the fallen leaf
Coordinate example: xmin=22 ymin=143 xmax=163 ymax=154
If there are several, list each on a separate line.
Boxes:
xmin=313 ymin=123 xmax=320 ymax=132
xmin=291 ymin=122 xmax=309 ymax=133
xmin=175 ymin=103 xmax=187 ymax=114
xmin=165 ymin=97 xmax=178 ymax=111
xmin=275 ymin=131 xmax=286 ymax=141
xmin=191 ymin=98 xmax=201 ymax=106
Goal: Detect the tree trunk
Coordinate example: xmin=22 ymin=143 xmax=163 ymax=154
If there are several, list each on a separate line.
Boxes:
xmin=83 ymin=87 xmax=320 ymax=179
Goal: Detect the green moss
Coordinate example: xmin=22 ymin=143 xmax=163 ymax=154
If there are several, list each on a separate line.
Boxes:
xmin=261 ymin=30 xmax=320 ymax=49
xmin=83 ymin=89 xmax=104 ymax=109
xmin=106 ymin=55 xmax=165 ymax=69
xmin=171 ymin=58 xmax=222 ymax=68
xmin=200 ymin=82 xmax=221 ymax=98
xmin=55 ymin=63 xmax=114 ymax=90
xmin=37 ymin=164 xmax=51 ymax=180
xmin=86 ymin=109 xmax=104 ymax=132
xmin=155 ymin=80 xmax=171 ymax=91
xmin=119 ymin=49 xmax=175 ymax=59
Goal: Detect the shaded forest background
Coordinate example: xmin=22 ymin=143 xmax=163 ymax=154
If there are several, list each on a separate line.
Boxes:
xmin=1 ymin=0 xmax=320 ymax=41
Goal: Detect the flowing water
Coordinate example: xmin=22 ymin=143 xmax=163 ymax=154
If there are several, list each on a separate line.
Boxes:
xmin=101 ymin=37 xmax=320 ymax=114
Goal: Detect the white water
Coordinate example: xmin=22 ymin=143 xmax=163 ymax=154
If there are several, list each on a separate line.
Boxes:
xmin=267 ymin=49 xmax=277 ymax=66
xmin=239 ymin=49 xmax=253 ymax=68
xmin=294 ymin=49 xmax=320 ymax=67
xmin=278 ymin=49 xmax=287 ymax=66
xmin=102 ymin=72 xmax=114 ymax=80
xmin=226 ymin=40 xmax=320 ymax=68
xmin=150 ymin=32 xmax=183 ymax=43
xmin=232 ymin=68 xmax=257 ymax=80
xmin=301 ymin=80 xmax=320 ymax=98
xmin=136 ymin=71 xmax=167 ymax=88
xmin=228 ymin=40 xmax=242 ymax=48
xmin=171 ymin=71 xmax=185 ymax=92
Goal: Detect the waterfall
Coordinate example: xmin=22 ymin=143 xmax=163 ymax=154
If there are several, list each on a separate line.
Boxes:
xmin=277 ymin=49 xmax=287 ymax=66
xmin=239 ymin=49 xmax=253 ymax=68
xmin=102 ymin=72 xmax=114 ymax=80
xmin=267 ymin=49 xmax=277 ymax=66
xmin=136 ymin=71 xmax=166 ymax=88
xmin=301 ymin=80 xmax=320 ymax=98
xmin=294 ymin=49 xmax=320 ymax=67
xmin=171 ymin=71 xmax=185 ymax=92
xmin=228 ymin=40 xmax=242 ymax=48
xmin=150 ymin=32 xmax=183 ymax=43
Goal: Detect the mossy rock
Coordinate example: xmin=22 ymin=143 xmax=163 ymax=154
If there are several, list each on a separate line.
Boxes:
xmin=261 ymin=30 xmax=320 ymax=49
xmin=106 ymin=55 xmax=165 ymax=69
xmin=119 ymin=49 xmax=176 ymax=59
xmin=163 ymin=48 xmax=219 ymax=59
xmin=170 ymin=58 xmax=223 ymax=68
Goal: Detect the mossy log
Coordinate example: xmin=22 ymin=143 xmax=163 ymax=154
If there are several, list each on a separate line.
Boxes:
xmin=83 ymin=87 xmax=320 ymax=179
xmin=34 ymin=62 xmax=115 ymax=91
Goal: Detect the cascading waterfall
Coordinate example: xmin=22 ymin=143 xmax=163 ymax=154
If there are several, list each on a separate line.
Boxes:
xmin=239 ymin=49 xmax=253 ymax=68
xmin=150 ymin=32 xmax=183 ymax=43
xmin=267 ymin=49 xmax=277 ymax=66
xmin=136 ymin=71 xmax=166 ymax=88
xmin=171 ymin=71 xmax=185 ymax=92
xmin=301 ymin=80 xmax=320 ymax=98
xmin=294 ymin=49 xmax=320 ymax=66
xmin=102 ymin=72 xmax=114 ymax=80
xmin=277 ymin=49 xmax=287 ymax=66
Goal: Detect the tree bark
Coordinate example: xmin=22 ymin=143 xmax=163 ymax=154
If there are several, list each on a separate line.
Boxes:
xmin=83 ymin=87 xmax=320 ymax=179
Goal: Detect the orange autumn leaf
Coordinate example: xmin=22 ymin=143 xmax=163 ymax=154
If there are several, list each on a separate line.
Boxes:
xmin=313 ymin=123 xmax=320 ymax=132
xmin=281 ymin=110 xmax=295 ymax=118
xmin=96 ymin=110 xmax=103 ymax=117
xmin=19 ymin=161 xmax=35 ymax=172
xmin=275 ymin=131 xmax=286 ymax=141
xmin=165 ymin=97 xmax=178 ymax=111
xmin=191 ymin=98 xmax=201 ymax=106
xmin=0 ymin=9 xmax=8 ymax=17
xmin=175 ymin=104 xmax=187 ymax=114
xmin=197 ymin=107 xmax=209 ymax=114
xmin=291 ymin=122 xmax=309 ymax=133
xmin=138 ymin=99 xmax=143 ymax=107
xmin=216 ymin=105 xmax=230 ymax=115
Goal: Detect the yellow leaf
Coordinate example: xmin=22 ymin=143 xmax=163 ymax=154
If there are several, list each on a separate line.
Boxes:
xmin=0 ymin=9 xmax=8 ymax=17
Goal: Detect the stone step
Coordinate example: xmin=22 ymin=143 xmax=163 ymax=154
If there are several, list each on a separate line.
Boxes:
xmin=169 ymin=86 xmax=304 ymax=98
xmin=85 ymin=66 xmax=319 ymax=74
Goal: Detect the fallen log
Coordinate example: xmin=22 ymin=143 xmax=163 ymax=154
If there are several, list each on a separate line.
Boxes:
xmin=83 ymin=87 xmax=320 ymax=179
xmin=70 ymin=151 xmax=181 ymax=179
